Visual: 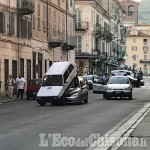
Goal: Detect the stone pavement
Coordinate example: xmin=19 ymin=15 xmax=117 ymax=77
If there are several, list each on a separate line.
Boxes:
xmin=118 ymin=110 xmax=150 ymax=150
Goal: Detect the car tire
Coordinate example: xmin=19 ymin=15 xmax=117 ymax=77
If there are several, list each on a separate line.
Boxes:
xmin=129 ymin=93 xmax=132 ymax=100
xmin=106 ymin=95 xmax=110 ymax=100
xmin=103 ymin=93 xmax=106 ymax=98
xmin=60 ymin=95 xmax=66 ymax=106
xmin=84 ymin=95 xmax=88 ymax=104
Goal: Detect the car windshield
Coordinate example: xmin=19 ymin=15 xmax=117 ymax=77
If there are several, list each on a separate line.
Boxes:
xmin=43 ymin=75 xmax=63 ymax=86
xmin=108 ymin=77 xmax=129 ymax=84
xmin=111 ymin=71 xmax=129 ymax=76
xmin=93 ymin=77 xmax=103 ymax=84
xmin=29 ymin=80 xmax=42 ymax=86
xmin=86 ymin=76 xmax=93 ymax=80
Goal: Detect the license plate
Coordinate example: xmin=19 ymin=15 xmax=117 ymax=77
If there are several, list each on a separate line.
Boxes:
xmin=116 ymin=92 xmax=121 ymax=94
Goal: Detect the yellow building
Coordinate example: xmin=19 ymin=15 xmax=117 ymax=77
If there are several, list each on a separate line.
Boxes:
xmin=125 ymin=26 xmax=150 ymax=75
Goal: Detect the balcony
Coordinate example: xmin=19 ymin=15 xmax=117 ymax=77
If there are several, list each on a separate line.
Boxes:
xmin=17 ymin=0 xmax=35 ymax=15
xmin=140 ymin=59 xmax=150 ymax=63
xmin=76 ymin=51 xmax=99 ymax=59
xmin=94 ymin=25 xmax=105 ymax=38
xmin=75 ymin=21 xmax=88 ymax=31
xmin=106 ymin=31 xmax=113 ymax=41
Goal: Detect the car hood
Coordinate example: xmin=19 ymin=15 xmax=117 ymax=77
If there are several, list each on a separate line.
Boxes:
xmin=107 ymin=84 xmax=130 ymax=89
xmin=37 ymin=86 xmax=63 ymax=97
xmin=88 ymin=80 xmax=93 ymax=84
xmin=67 ymin=87 xmax=80 ymax=95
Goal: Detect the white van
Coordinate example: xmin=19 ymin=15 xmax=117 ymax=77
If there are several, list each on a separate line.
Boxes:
xmin=37 ymin=62 xmax=77 ymax=106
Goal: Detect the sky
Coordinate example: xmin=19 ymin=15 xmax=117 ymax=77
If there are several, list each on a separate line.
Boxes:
xmin=134 ymin=0 xmax=142 ymax=2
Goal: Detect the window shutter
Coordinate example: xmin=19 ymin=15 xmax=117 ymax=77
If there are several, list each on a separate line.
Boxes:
xmin=28 ymin=21 xmax=32 ymax=39
xmin=22 ymin=19 xmax=27 ymax=38
xmin=0 ymin=12 xmax=5 ymax=33
xmin=11 ymin=14 xmax=15 ymax=35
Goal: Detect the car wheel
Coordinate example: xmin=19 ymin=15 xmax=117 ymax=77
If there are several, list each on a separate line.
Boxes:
xmin=103 ymin=93 xmax=106 ymax=98
xmin=79 ymin=97 xmax=84 ymax=105
xmin=129 ymin=93 xmax=132 ymax=100
xmin=27 ymin=94 xmax=30 ymax=100
xmin=106 ymin=95 xmax=110 ymax=100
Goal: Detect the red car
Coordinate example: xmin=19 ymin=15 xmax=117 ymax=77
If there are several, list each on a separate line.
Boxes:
xmin=26 ymin=79 xmax=42 ymax=100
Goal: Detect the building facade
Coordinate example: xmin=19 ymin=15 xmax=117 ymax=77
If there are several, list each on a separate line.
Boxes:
xmin=120 ymin=0 xmax=139 ymax=26
xmin=0 ymin=0 xmax=75 ymax=97
xmin=125 ymin=25 xmax=150 ymax=75
xmin=75 ymin=0 xmax=126 ymax=75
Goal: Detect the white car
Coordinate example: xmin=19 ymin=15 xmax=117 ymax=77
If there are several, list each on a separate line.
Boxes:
xmin=37 ymin=62 xmax=77 ymax=106
xmin=106 ymin=76 xmax=133 ymax=100
xmin=93 ymin=76 xmax=107 ymax=98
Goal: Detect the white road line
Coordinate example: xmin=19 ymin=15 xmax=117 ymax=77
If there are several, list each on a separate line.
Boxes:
xmin=86 ymin=102 xmax=150 ymax=150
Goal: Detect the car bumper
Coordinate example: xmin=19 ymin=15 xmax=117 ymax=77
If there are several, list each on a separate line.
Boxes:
xmin=27 ymin=91 xmax=38 ymax=97
xmin=37 ymin=96 xmax=59 ymax=102
xmin=65 ymin=97 xmax=80 ymax=103
xmin=106 ymin=91 xmax=131 ymax=97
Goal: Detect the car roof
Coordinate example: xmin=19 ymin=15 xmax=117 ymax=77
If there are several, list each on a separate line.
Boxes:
xmin=46 ymin=62 xmax=71 ymax=75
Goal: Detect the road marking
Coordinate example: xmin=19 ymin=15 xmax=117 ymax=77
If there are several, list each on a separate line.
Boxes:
xmin=86 ymin=102 xmax=150 ymax=150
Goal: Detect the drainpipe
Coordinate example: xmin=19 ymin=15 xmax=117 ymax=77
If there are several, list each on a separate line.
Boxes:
xmin=9 ymin=0 xmax=11 ymax=34
xmin=66 ymin=0 xmax=68 ymax=61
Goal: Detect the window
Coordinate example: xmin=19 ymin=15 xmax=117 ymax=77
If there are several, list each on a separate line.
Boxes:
xmin=38 ymin=53 xmax=43 ymax=78
xmin=0 ymin=12 xmax=5 ymax=33
xmin=20 ymin=58 xmax=24 ymax=77
xmin=132 ymin=46 xmax=137 ymax=51
xmin=12 ymin=60 xmax=17 ymax=80
xmin=70 ymin=0 xmax=72 ymax=7
xmin=128 ymin=5 xmax=134 ymax=16
xmin=62 ymin=15 xmax=65 ymax=39
xmin=143 ymin=39 xmax=148 ymax=45
xmin=144 ymin=55 xmax=147 ymax=60
xmin=133 ymin=39 xmax=136 ymax=43
xmin=132 ymin=55 xmax=136 ymax=60
xmin=9 ymin=13 xmax=15 ymax=35
xmin=53 ymin=11 xmax=57 ymax=35
xmin=48 ymin=8 xmax=52 ymax=39
xmin=45 ymin=60 xmax=47 ymax=73
xmin=68 ymin=64 xmax=74 ymax=73
xmin=64 ymin=71 xmax=69 ymax=82
xmin=32 ymin=14 xmax=35 ymax=29
xmin=58 ymin=0 xmax=60 ymax=5
xmin=38 ymin=4 xmax=41 ymax=29
xmin=49 ymin=61 xmax=52 ymax=67
xmin=58 ymin=14 xmax=61 ymax=32
xmin=43 ymin=6 xmax=47 ymax=32
xmin=27 ymin=60 xmax=31 ymax=83
xmin=75 ymin=10 xmax=81 ymax=28
xmin=33 ymin=52 xmax=36 ymax=79
xmin=75 ymin=36 xmax=82 ymax=53
xmin=143 ymin=46 xmax=148 ymax=53
xmin=4 ymin=59 xmax=9 ymax=90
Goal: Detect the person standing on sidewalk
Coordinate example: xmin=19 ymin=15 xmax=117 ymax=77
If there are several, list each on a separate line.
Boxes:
xmin=7 ymin=74 xmax=15 ymax=99
xmin=16 ymin=74 xmax=26 ymax=99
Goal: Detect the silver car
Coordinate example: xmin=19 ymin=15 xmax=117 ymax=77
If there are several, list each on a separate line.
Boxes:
xmin=66 ymin=77 xmax=88 ymax=104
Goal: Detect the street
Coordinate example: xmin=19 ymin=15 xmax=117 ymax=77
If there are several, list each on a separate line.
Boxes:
xmin=0 ymin=78 xmax=150 ymax=150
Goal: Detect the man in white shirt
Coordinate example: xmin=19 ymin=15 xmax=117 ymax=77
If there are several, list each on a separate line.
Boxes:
xmin=16 ymin=74 xmax=26 ymax=99
xmin=7 ymin=74 xmax=15 ymax=99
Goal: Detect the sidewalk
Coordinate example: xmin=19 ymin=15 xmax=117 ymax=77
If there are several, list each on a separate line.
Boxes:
xmin=0 ymin=95 xmax=27 ymax=104
xmin=118 ymin=110 xmax=150 ymax=150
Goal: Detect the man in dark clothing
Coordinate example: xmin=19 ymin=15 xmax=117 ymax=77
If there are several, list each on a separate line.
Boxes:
xmin=137 ymin=73 xmax=142 ymax=87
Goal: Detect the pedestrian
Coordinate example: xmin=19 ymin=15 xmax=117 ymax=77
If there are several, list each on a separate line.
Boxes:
xmin=84 ymin=72 xmax=87 ymax=76
xmin=16 ymin=74 xmax=26 ymax=99
xmin=137 ymin=73 xmax=142 ymax=88
xmin=102 ymin=73 xmax=107 ymax=84
xmin=7 ymin=74 xmax=15 ymax=99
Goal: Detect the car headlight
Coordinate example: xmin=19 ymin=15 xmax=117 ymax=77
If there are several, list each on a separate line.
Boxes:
xmin=71 ymin=92 xmax=79 ymax=97
xmin=125 ymin=87 xmax=130 ymax=90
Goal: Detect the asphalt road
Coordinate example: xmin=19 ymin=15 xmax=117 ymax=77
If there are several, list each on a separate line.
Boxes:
xmin=0 ymin=77 xmax=150 ymax=150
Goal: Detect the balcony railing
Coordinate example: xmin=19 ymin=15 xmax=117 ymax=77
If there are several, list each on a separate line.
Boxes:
xmin=94 ymin=24 xmax=105 ymax=38
xmin=75 ymin=21 xmax=88 ymax=31
xmin=106 ymin=31 xmax=113 ymax=41
xmin=17 ymin=0 xmax=35 ymax=15
xmin=140 ymin=59 xmax=150 ymax=63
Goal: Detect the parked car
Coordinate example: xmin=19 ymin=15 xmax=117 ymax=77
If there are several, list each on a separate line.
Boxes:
xmin=66 ymin=77 xmax=88 ymax=104
xmin=26 ymin=79 xmax=42 ymax=100
xmin=37 ymin=62 xmax=77 ymax=106
xmin=86 ymin=75 xmax=95 ymax=89
xmin=93 ymin=76 xmax=107 ymax=98
xmin=106 ymin=76 xmax=133 ymax=100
